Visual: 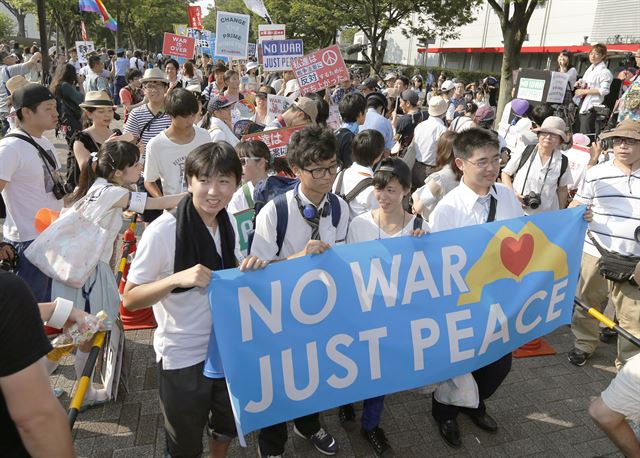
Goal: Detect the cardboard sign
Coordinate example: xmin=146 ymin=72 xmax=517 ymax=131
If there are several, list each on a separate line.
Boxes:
xmin=262 ymin=39 xmax=304 ymax=72
xmin=258 ymin=24 xmax=286 ymax=43
xmin=291 ymin=45 xmax=350 ymax=95
xmin=187 ymin=5 xmax=203 ymax=29
xmin=241 ymin=125 xmax=306 ymax=157
xmin=162 ymin=33 xmax=196 ymax=59
xmin=215 ymin=11 xmax=250 ymax=58
xmin=547 ymin=72 xmax=570 ymax=104
xmin=515 ymin=69 xmax=571 ymax=104
xmin=265 ymin=94 xmax=295 ymax=124
xmin=75 ymin=41 xmax=95 ymax=64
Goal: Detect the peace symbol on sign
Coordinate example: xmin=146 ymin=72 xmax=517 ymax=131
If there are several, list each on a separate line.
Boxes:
xmin=322 ymin=50 xmax=338 ymax=66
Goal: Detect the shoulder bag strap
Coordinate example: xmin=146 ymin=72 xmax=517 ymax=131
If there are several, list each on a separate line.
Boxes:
xmin=5 ymin=133 xmax=57 ymax=171
xmin=242 ymin=183 xmax=254 ymax=208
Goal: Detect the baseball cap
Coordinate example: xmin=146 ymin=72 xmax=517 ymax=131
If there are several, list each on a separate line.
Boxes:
xmin=441 ymin=80 xmax=454 ymax=92
xmin=11 ymin=83 xmax=55 ymax=111
xmin=294 ymin=97 xmax=318 ymax=124
xmin=208 ymin=95 xmax=235 ymax=112
xmin=400 ymin=89 xmax=419 ymax=105
xmin=474 ymin=105 xmax=496 ymax=123
xmin=358 ymin=77 xmax=378 ymax=91
xmin=384 ymin=72 xmax=397 ymax=81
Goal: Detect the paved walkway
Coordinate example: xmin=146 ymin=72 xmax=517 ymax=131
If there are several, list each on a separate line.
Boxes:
xmin=50 ymin=324 xmax=625 ymax=458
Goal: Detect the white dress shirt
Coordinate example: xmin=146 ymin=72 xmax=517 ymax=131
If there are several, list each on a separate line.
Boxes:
xmin=574 ymin=61 xmax=613 ymax=113
xmin=413 ymin=115 xmax=447 ymax=165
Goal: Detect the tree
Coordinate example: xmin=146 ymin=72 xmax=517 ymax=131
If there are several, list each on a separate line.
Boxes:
xmin=46 ymin=0 xmax=82 ymax=50
xmin=487 ymin=0 xmax=540 ymax=122
xmin=334 ymin=0 xmax=482 ymax=73
xmin=0 ymin=0 xmax=35 ymax=37
xmin=0 ymin=10 xmax=15 ymax=37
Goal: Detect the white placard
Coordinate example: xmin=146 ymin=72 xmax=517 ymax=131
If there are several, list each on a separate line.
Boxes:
xmin=215 ymin=11 xmax=250 ymax=58
xmin=266 ymin=94 xmax=295 ymax=124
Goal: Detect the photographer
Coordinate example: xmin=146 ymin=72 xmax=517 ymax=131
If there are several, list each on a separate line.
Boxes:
xmin=574 ymin=44 xmax=613 ymax=138
xmin=501 ymin=116 xmax=571 ymax=215
xmin=568 ymin=119 xmax=640 ymax=369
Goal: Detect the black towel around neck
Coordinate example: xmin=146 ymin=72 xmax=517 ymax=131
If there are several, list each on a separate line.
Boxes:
xmin=173 ymin=194 xmax=236 ymax=293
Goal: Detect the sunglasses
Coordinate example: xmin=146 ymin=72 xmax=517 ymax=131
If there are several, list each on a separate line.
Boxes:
xmin=240 ymin=156 xmax=262 ymax=165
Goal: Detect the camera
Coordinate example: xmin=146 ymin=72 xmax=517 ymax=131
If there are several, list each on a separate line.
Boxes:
xmin=0 ymin=242 xmax=18 ymax=272
xmin=522 ymin=191 xmax=542 ymax=209
xmin=52 ymin=180 xmax=67 ymax=200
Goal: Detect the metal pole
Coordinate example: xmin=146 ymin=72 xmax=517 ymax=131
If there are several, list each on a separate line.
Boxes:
xmin=574 ymin=298 xmax=640 ymax=349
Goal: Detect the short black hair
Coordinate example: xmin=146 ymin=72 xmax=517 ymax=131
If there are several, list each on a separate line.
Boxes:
xmin=258 ymin=84 xmax=276 ymax=95
xmin=287 ymin=126 xmax=337 ymax=169
xmin=339 ymin=93 xmax=366 ymax=123
xmin=165 ymin=58 xmax=179 ymax=71
xmin=236 ymin=140 xmax=271 ymax=168
xmin=165 ymin=88 xmax=199 ymax=118
xmin=305 ymin=92 xmax=329 ymax=126
xmin=185 ymin=142 xmax=242 ymax=186
xmin=452 ymin=128 xmax=500 ymax=160
xmin=372 ymin=157 xmax=411 ymax=190
xmin=530 ymin=103 xmax=554 ymax=127
xmin=396 ymin=76 xmax=410 ymax=88
xmin=352 ymin=130 xmax=384 ymax=167
xmin=88 ymin=55 xmax=102 ymax=69
xmin=125 ymin=68 xmax=143 ymax=82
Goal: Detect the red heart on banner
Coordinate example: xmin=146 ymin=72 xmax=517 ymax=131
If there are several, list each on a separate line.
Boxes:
xmin=500 ymin=234 xmax=534 ymax=277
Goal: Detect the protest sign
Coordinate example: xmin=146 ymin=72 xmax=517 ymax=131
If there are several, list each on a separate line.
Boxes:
xmin=75 ymin=41 xmax=95 ymax=64
xmin=547 ymin=72 xmax=570 ymax=104
xmin=207 ymin=207 xmax=587 ymax=438
xmin=173 ymin=24 xmax=188 ymax=36
xmin=517 ymin=77 xmax=545 ymax=102
xmin=258 ymin=24 xmax=286 ymax=43
xmin=248 ymin=43 xmax=257 ymax=58
xmin=241 ymin=125 xmax=306 ymax=157
xmin=162 ymin=33 xmax=196 ymax=60
xmin=233 ymin=208 xmax=254 ymax=257
xmin=265 ymin=95 xmax=295 ymax=124
xmin=187 ymin=6 xmax=203 ymax=30
xmin=291 ymin=45 xmax=350 ymax=95
xmin=215 ymin=11 xmax=250 ymax=58
xmin=262 ymin=40 xmax=304 ymax=72
xmin=515 ymin=69 xmax=570 ymax=104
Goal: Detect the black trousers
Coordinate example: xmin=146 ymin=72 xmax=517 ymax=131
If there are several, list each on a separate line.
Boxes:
xmin=258 ymin=412 xmax=320 ymax=455
xmin=576 ymin=111 xmax=597 ymax=138
xmin=432 ymin=352 xmax=512 ymax=421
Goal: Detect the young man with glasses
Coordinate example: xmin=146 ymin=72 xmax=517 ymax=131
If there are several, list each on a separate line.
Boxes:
xmin=249 ymin=125 xmax=347 ymax=458
xmin=568 ymin=119 xmax=640 ymax=368
xmin=428 ymin=128 xmax=524 ymax=449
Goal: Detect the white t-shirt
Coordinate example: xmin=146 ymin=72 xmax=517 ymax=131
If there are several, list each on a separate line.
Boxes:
xmin=250 ymin=188 xmax=350 ymax=261
xmin=228 ymin=181 xmax=254 ymax=216
xmin=208 ymin=117 xmax=239 ymax=147
xmin=348 ymin=212 xmax=427 ymax=243
xmin=127 ymin=212 xmax=238 ymax=370
xmin=574 ymin=160 xmax=640 ymax=258
xmin=503 ymin=147 xmax=572 ymax=215
xmin=144 ymin=127 xmax=211 ymax=195
xmin=332 ymin=163 xmax=378 ymax=221
xmin=430 ymin=179 xmax=524 ymax=231
xmin=0 ymin=132 xmax=63 ymax=242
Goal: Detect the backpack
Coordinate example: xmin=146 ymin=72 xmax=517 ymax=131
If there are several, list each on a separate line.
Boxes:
xmin=247 ymin=175 xmax=342 ymax=257
xmin=333 ymin=169 xmax=373 ymax=204
xmin=513 ymin=144 xmax=568 ymax=187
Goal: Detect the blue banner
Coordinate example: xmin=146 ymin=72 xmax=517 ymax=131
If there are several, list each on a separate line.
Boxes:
xmin=207 ymin=207 xmax=587 ymax=438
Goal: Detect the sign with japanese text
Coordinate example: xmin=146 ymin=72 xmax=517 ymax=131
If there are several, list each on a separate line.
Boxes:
xmin=241 ymin=125 xmax=306 ymax=158
xmin=258 ymin=24 xmax=286 ymax=43
xmin=262 ymin=40 xmax=304 ymax=72
xmin=187 ymin=5 xmax=203 ymax=30
xmin=162 ymin=33 xmax=196 ymax=59
xmin=291 ymin=45 xmax=350 ymax=95
xmin=215 ymin=11 xmax=250 ymax=58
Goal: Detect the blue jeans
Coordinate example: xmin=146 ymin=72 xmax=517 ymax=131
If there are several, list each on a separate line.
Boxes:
xmin=5 ymin=238 xmax=52 ymax=302
xmin=361 ymin=395 xmax=386 ymax=431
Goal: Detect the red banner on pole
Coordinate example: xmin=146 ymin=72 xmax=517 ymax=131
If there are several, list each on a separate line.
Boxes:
xmin=291 ymin=45 xmax=350 ymax=95
xmin=241 ymin=125 xmax=306 ymax=157
xmin=162 ymin=33 xmax=196 ymax=59
xmin=187 ymin=6 xmax=203 ymax=29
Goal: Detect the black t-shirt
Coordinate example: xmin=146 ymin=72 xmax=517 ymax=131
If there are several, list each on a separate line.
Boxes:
xmin=396 ymin=111 xmax=427 ymax=147
xmin=0 ymin=272 xmax=52 ymax=458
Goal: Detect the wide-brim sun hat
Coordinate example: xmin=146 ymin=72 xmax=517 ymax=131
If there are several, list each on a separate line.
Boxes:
xmin=428 ymin=96 xmax=448 ymax=117
xmin=599 ymin=119 xmax=640 ymax=141
xmin=532 ymin=116 xmax=568 ymax=142
xmin=80 ymin=91 xmax=116 ymax=108
xmin=246 ymin=61 xmax=259 ymax=71
xmin=140 ymin=67 xmax=169 ymax=84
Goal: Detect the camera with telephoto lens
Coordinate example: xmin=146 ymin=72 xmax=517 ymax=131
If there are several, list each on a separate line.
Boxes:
xmin=522 ymin=191 xmax=542 ymax=209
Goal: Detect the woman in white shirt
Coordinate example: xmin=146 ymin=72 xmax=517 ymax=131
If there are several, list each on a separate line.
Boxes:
xmin=202 ymin=95 xmax=239 ymax=146
xmin=557 ymin=50 xmax=578 ymax=93
xmin=227 ymin=140 xmax=270 ymax=216
xmin=343 ymin=156 xmax=426 ymax=457
xmin=412 ymin=131 xmax=462 ymax=219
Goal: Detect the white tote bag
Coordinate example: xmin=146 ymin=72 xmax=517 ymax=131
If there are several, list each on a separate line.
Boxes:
xmin=25 ymin=185 xmax=119 ymax=288
xmin=434 ymin=373 xmax=480 ymax=408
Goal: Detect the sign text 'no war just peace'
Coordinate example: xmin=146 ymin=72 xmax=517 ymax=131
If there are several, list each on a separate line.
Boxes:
xmin=207 ymin=207 xmax=587 ymax=440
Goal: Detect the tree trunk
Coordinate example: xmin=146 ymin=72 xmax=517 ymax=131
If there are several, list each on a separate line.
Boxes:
xmin=496 ymin=26 xmax=522 ymax=124
xmin=16 ymin=13 xmax=26 ymax=37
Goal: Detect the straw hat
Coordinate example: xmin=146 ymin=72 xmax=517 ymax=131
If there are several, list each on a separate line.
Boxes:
xmin=6 ymin=75 xmax=28 ymax=94
xmin=79 ymin=91 xmax=116 ymax=108
xmin=140 ymin=67 xmax=169 ymax=84
xmin=532 ymin=116 xmax=568 ymax=142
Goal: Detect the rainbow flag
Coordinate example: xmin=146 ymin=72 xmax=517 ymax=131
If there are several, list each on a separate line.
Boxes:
xmin=78 ymin=0 xmax=118 ymax=31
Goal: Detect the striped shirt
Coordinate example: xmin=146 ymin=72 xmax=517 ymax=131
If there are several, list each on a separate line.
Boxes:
xmin=574 ymin=160 xmax=640 ymax=258
xmin=123 ymin=104 xmax=171 ymax=159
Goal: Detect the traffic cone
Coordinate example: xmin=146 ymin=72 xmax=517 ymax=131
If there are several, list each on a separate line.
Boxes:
xmin=512 ymin=337 xmax=556 ymax=358
xmin=117 ymin=223 xmax=156 ymax=330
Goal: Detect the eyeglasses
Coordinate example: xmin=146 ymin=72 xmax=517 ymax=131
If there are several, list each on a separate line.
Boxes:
xmin=240 ymin=156 xmax=262 ymax=165
xmin=612 ymin=137 xmax=638 ymax=146
xmin=302 ymin=164 xmax=338 ymax=179
xmin=143 ymin=83 xmax=166 ymax=91
xmin=537 ymin=132 xmax=558 ymax=138
xmin=463 ymin=156 xmax=501 ymax=169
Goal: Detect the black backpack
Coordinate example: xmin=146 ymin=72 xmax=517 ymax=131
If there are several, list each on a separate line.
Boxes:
xmin=333 ymin=169 xmax=373 ymax=204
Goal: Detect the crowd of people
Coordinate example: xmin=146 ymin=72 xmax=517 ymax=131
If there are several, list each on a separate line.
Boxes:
xmin=0 ymin=38 xmax=639 ymax=458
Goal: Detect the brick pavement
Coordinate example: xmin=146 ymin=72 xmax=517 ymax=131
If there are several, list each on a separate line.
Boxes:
xmin=50 ymin=324 xmax=626 ymax=458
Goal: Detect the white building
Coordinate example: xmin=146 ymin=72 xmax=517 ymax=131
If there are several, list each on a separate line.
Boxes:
xmin=0 ymin=4 xmax=40 ymax=40
xmin=353 ymin=0 xmax=640 ymax=72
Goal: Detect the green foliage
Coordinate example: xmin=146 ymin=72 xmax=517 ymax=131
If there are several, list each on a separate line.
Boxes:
xmin=398 ymin=65 xmax=500 ymax=85
xmin=0 ymin=10 xmax=15 ymax=37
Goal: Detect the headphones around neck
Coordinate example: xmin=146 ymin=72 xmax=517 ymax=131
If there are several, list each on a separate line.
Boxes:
xmin=294 ymin=184 xmax=331 ymax=220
